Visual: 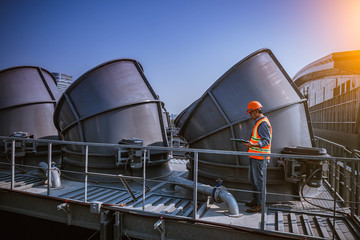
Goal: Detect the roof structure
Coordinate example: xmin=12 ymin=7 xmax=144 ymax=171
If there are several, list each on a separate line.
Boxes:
xmin=293 ymin=50 xmax=360 ymax=87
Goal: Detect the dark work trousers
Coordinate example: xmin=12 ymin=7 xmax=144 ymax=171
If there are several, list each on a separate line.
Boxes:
xmin=248 ymin=157 xmax=265 ymax=204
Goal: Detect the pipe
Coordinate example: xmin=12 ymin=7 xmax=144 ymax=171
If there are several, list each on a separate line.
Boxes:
xmin=169 ymin=176 xmax=241 ymax=217
xmin=39 ymin=162 xmax=61 ymax=188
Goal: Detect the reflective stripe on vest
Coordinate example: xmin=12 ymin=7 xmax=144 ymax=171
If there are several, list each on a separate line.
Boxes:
xmin=248 ymin=117 xmax=272 ymax=160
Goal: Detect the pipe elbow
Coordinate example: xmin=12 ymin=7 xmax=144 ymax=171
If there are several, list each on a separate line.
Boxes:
xmin=39 ymin=162 xmax=61 ymax=188
xmin=170 ymin=176 xmax=241 ymax=217
xmin=51 ymin=168 xmax=62 ymax=188
xmin=217 ymin=188 xmax=241 ymax=217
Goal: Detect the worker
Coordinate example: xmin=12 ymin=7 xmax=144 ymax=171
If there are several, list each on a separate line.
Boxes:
xmin=242 ymin=101 xmax=272 ymax=213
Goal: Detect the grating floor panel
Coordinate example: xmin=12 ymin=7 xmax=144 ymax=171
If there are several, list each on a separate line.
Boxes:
xmin=57 ymin=185 xmax=142 ymax=205
xmin=1 ymin=170 xmax=360 ymax=239
xmin=265 ymin=210 xmax=359 ymax=239
xmin=56 ymin=184 xmax=206 ymax=218
xmin=0 ymin=172 xmax=44 ymax=190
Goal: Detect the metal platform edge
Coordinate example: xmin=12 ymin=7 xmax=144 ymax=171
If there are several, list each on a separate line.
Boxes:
xmin=0 ymin=188 xmax=312 ymax=240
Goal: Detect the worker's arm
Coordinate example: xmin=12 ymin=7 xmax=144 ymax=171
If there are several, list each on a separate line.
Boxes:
xmin=257 ymin=122 xmax=271 ymax=148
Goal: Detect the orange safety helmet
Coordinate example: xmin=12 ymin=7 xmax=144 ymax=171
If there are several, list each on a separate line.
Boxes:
xmin=246 ymin=101 xmax=263 ymax=115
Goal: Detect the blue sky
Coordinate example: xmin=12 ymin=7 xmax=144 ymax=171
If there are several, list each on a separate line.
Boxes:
xmin=1 ymin=0 xmax=359 ymax=114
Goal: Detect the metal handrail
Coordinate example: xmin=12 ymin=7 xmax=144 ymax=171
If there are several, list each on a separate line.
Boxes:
xmin=315 ymin=136 xmax=360 ymax=218
xmin=1 ymin=135 xmax=360 ymax=234
xmin=2 ymin=135 xmax=359 ymax=162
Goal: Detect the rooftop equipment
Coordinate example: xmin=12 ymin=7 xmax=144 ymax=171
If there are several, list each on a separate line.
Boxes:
xmin=0 ymin=66 xmax=60 ymax=138
xmin=53 ymin=59 xmax=170 ymax=179
xmin=175 ymin=49 xmax=317 ymax=201
xmin=0 ymin=66 xmax=61 ymax=167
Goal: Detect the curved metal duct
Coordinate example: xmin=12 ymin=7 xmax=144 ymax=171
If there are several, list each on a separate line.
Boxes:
xmin=0 ymin=66 xmax=60 ymax=138
xmin=175 ymin=49 xmax=315 ymax=201
xmin=0 ymin=66 xmax=61 ymax=167
xmin=54 ymin=59 xmax=170 ymax=178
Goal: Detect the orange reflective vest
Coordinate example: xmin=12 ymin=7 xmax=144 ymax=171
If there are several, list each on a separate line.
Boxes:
xmin=248 ymin=117 xmax=272 ymax=160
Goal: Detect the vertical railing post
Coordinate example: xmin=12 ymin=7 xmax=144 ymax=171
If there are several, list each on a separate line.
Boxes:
xmin=84 ymin=145 xmax=89 ymax=202
xmin=11 ymin=140 xmax=15 ymax=190
xmin=170 ymin=125 xmax=173 ymax=158
xmin=193 ymin=152 xmax=199 ymax=220
xmin=343 ymin=162 xmax=350 ymax=207
xmin=336 ymin=160 xmax=340 ymax=200
xmin=331 ymin=158 xmax=336 ymax=193
xmin=47 ymin=142 xmax=52 ymax=196
xmin=325 ymin=159 xmax=330 ymax=185
xmin=357 ymin=162 xmax=360 ymax=216
xmin=142 ymin=149 xmax=147 ymax=211
xmin=261 ymin=155 xmax=267 ymax=231
xmin=351 ymin=161 xmax=355 ymax=217
xmin=333 ymin=159 xmax=337 ymax=234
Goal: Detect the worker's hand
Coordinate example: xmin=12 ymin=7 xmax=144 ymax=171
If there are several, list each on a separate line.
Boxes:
xmin=244 ymin=141 xmax=261 ymax=148
xmin=243 ymin=141 xmax=252 ymax=148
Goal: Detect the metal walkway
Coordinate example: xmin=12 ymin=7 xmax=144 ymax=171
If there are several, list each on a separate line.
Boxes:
xmin=1 ymin=135 xmax=360 ymax=239
xmin=266 ymin=209 xmax=360 ymax=239
xmin=2 ymin=171 xmax=360 ymax=239
xmin=0 ymin=171 xmax=44 ymax=190
xmin=57 ymin=184 xmax=208 ymax=218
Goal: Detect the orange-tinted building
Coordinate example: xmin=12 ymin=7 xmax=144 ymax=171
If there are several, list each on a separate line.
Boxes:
xmin=294 ymin=50 xmax=360 ymax=151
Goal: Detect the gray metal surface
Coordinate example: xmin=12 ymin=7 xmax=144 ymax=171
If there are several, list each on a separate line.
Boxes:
xmin=0 ymin=66 xmax=60 ymax=139
xmin=53 ymin=59 xmax=170 ymax=178
xmin=1 ymin=172 xmax=359 ymax=239
xmin=57 ymin=185 xmax=142 ymax=204
xmin=0 ymin=66 xmax=61 ymax=167
xmin=0 ymin=172 xmax=44 ymax=190
xmin=1 ymin=136 xmax=360 ymax=239
xmin=0 ymin=188 xmax=283 ymax=240
xmin=175 ymin=49 xmax=314 ymax=200
xmin=265 ymin=209 xmax=359 ymax=239
xmin=41 ymin=182 xmax=207 ymax=218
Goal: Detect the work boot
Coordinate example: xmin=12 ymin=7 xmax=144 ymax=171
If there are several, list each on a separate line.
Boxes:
xmin=245 ymin=199 xmax=258 ymax=207
xmin=246 ymin=203 xmax=261 ymax=213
